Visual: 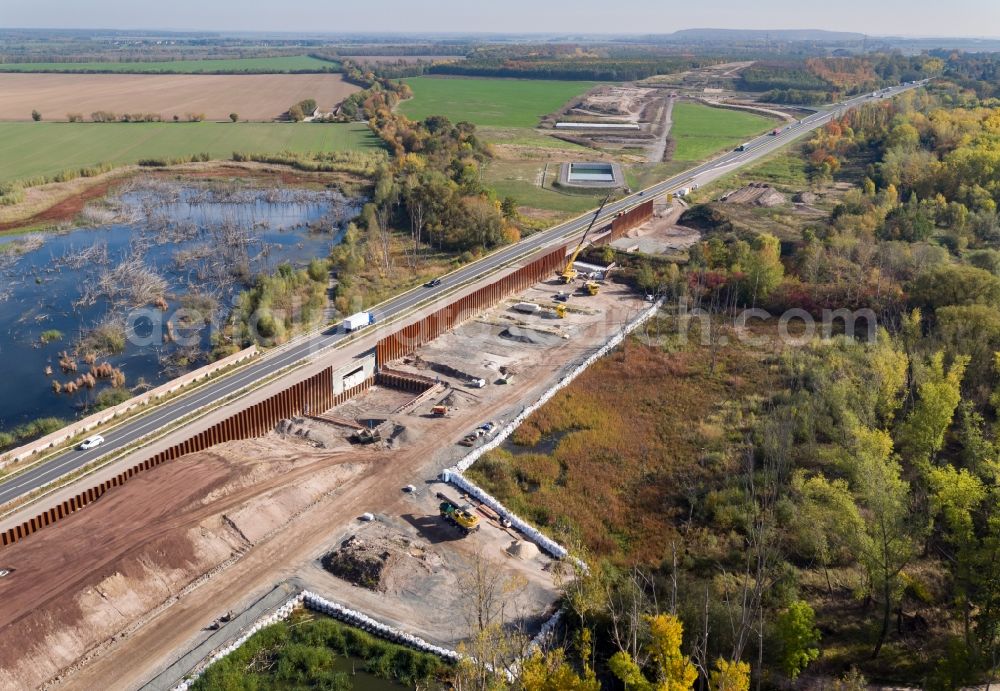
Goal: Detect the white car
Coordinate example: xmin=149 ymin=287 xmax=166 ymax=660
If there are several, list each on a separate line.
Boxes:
xmin=79 ymin=435 xmax=105 ymax=450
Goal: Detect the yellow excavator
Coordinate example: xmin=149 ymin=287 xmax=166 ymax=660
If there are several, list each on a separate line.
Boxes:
xmin=439 ymin=497 xmax=480 ymax=535
xmin=560 ymin=195 xmax=611 ymax=284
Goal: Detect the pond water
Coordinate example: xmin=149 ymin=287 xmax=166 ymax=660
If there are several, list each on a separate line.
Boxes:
xmin=0 ymin=178 xmax=362 ymax=436
xmin=330 ymin=655 xmax=416 ymax=690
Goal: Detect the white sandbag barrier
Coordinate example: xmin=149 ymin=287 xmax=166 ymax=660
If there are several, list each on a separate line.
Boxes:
xmin=172 ymin=590 xmax=462 ymax=690
xmin=300 ymin=591 xmax=463 ymax=663
xmin=445 ymin=469 xmax=571 ymax=559
xmin=172 ymin=593 xmax=306 ymax=691
xmin=528 ymin=609 xmax=564 ymax=653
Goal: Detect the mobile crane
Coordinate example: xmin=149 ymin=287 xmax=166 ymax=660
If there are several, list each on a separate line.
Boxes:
xmin=560 ymin=194 xmax=611 ymax=284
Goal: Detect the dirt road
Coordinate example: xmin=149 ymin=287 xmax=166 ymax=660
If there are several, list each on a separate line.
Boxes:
xmin=649 ymin=96 xmax=675 ymax=163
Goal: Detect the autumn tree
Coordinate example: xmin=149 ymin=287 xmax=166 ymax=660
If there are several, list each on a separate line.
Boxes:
xmin=775 ymin=600 xmax=821 ymax=679
xmin=896 ymin=351 xmax=969 ymax=469
xmin=453 ymin=550 xmax=531 ymax=689
xmin=607 ymin=614 xmax=697 ymax=691
xmin=709 ymin=658 xmax=750 ymax=691
xmin=518 ymin=630 xmax=599 ymax=691
xmin=848 ymin=425 xmax=917 ymax=658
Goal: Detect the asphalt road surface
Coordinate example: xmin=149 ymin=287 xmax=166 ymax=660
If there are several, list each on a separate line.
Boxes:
xmin=0 ymin=81 xmax=927 ymax=507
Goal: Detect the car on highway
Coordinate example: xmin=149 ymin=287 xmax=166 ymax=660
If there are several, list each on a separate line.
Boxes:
xmin=79 ymin=434 xmax=105 ymax=450
xmin=424 ymin=278 xmax=442 ymax=288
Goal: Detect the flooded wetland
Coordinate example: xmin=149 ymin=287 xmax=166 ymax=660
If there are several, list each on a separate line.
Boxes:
xmin=0 ymin=176 xmax=362 ymax=437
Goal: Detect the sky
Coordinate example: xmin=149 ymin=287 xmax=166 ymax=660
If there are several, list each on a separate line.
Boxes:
xmin=3 ymin=0 xmax=1000 ymax=38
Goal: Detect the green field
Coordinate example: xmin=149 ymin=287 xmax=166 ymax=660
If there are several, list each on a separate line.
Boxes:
xmin=0 ymin=55 xmax=340 ymax=74
xmin=478 ymin=126 xmax=596 ymax=152
xmin=0 ymin=122 xmax=379 ymax=183
xmin=670 ymin=102 xmax=776 ymax=161
xmin=483 ymin=161 xmax=608 ymax=214
xmin=399 ymin=76 xmax=597 ymax=127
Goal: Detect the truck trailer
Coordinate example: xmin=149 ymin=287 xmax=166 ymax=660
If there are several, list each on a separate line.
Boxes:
xmin=344 ymin=311 xmax=375 ymax=332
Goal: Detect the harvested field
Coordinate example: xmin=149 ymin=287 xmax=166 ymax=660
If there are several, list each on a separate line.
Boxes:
xmin=0 ymin=73 xmax=361 ymax=122
xmin=0 ymin=56 xmax=339 ymax=74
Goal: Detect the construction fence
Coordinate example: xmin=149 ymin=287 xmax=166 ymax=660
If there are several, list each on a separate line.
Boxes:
xmin=376 ymin=245 xmax=568 ymax=363
xmin=605 ymin=198 xmax=654 ymax=243
xmin=1 ymin=367 xmax=374 ymax=548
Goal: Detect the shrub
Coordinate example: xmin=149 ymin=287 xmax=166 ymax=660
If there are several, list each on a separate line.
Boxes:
xmin=307 ymin=258 xmax=329 ymax=282
xmin=39 ymin=329 xmax=64 ymax=344
xmin=0 ymin=416 xmax=69 ymax=451
xmin=31 ymin=109 xmax=41 ymax=121
xmin=94 ymin=387 xmax=131 ymax=411
xmin=0 ymin=181 xmax=25 ymax=206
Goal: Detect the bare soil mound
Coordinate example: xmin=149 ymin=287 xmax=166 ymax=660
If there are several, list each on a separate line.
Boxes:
xmin=721 ymin=182 xmax=787 ymax=207
xmin=321 ymin=528 xmax=442 ymax=593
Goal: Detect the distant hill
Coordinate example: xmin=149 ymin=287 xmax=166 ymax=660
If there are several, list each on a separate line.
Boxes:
xmin=665 ymin=28 xmax=866 ymax=42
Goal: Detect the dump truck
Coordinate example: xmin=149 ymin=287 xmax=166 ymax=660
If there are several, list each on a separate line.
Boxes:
xmin=439 ymin=500 xmax=480 ymax=534
xmin=344 ymin=311 xmax=375 ymax=332
xmin=431 ymin=404 xmax=449 ymax=416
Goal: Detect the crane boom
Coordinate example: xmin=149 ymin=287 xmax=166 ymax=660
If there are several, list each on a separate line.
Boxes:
xmin=560 ymin=194 xmax=611 ymax=283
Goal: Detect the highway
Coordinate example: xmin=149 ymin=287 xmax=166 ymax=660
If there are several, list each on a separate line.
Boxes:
xmin=0 ymin=80 xmax=927 ymax=508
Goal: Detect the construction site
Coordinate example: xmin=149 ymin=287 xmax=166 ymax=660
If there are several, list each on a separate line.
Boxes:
xmin=0 ymin=204 xmax=656 ymax=690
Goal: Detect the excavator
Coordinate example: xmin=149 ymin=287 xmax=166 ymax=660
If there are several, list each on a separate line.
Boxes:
xmin=438 ymin=494 xmax=481 ymax=535
xmin=560 ymin=194 xmax=611 ymax=284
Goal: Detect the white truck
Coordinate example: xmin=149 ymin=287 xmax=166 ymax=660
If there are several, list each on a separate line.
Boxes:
xmin=344 ymin=311 xmax=375 ymax=332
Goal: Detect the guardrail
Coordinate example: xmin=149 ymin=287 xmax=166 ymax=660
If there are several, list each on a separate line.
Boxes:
xmin=0 ymin=346 xmax=259 ymax=471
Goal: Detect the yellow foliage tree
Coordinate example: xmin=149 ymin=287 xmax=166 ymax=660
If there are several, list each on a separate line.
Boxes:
xmin=518 ymin=647 xmax=599 ymax=691
xmin=607 ymin=614 xmax=697 ymax=691
xmin=709 ymin=658 xmax=751 ymax=691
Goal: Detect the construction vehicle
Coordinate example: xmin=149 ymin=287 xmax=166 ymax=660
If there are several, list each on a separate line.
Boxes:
xmin=351 ymin=427 xmax=381 ymax=444
xmin=431 ymin=404 xmax=449 ymax=416
xmin=553 ymin=303 xmax=567 ymax=318
xmin=582 ymin=281 xmax=600 ymax=296
xmin=560 ymin=194 xmax=611 ymax=284
xmin=439 ymin=500 xmax=480 ymax=534
xmin=344 ymin=311 xmax=375 ymax=332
